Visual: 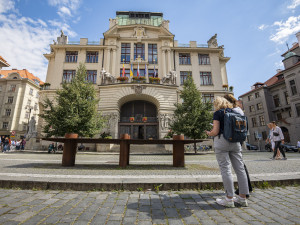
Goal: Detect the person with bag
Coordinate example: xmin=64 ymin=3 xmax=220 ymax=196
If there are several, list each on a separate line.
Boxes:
xmin=224 ymin=94 xmax=252 ymax=197
xmin=206 ymin=96 xmax=249 ymax=207
xmin=266 ymin=123 xmax=280 ymax=159
xmin=269 ymin=121 xmax=286 ymax=160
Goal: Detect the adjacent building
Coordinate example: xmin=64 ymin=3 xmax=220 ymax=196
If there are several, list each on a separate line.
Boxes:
xmin=41 ymin=11 xmax=232 ymax=147
xmin=239 ymin=32 xmax=300 ymax=146
xmin=0 ymin=68 xmax=43 ymax=139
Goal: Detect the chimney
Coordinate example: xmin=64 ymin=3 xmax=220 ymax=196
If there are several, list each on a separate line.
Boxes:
xmin=296 ymin=32 xmax=300 ymax=45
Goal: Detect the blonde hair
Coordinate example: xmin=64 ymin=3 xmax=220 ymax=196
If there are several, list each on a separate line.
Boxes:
xmin=224 ymin=94 xmax=238 ymax=107
xmin=213 ymin=96 xmax=233 ymax=111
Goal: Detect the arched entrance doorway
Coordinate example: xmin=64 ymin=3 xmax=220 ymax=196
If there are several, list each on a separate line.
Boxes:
xmin=119 ymin=100 xmax=158 ymax=139
xmin=280 ymin=126 xmax=290 ymax=143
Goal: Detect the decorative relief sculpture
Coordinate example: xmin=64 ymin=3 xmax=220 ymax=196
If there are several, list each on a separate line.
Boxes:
xmin=132 ymin=26 xmax=147 ymax=38
xmin=26 ymin=116 xmax=37 ymax=140
xmin=159 ymin=113 xmax=174 ymax=130
xmin=100 ymin=68 xmax=115 ymax=84
xmin=162 ymin=71 xmax=177 ymax=85
xmin=207 ymin=33 xmax=218 ymax=48
xmin=131 ymin=85 xmax=146 ymax=94
xmin=103 ymin=112 xmax=119 ymax=133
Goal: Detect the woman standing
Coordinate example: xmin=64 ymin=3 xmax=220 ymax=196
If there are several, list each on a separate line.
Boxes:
xmin=269 ymin=121 xmax=286 ymax=160
xmin=206 ymin=96 xmax=249 ymax=207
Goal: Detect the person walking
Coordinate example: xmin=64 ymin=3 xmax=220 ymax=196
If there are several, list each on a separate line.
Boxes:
xmin=3 ymin=137 xmax=9 ymax=153
xmin=224 ymin=94 xmax=252 ymax=197
xmin=269 ymin=121 xmax=286 ymax=160
xmin=206 ymin=96 xmax=249 ymax=207
xmin=266 ymin=123 xmax=280 ymax=159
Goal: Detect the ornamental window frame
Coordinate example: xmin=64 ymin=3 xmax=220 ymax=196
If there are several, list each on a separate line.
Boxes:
xmin=198 ymin=54 xmax=210 ymax=65
xmin=62 ymin=70 xmax=76 ymax=83
xmin=179 ymin=53 xmax=191 ymax=65
xmin=121 ymin=43 xmax=131 ymax=63
xmin=65 ymin=51 xmax=78 ymax=63
xmin=200 ymin=72 xmax=213 ymax=85
xmin=86 ymin=51 xmax=99 ymax=63
xmin=148 ymin=44 xmax=158 ymax=64
xmin=134 ymin=43 xmax=145 ymax=60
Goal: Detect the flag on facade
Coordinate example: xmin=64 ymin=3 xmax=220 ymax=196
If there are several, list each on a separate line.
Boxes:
xmin=130 ymin=64 xmax=133 ymax=77
xmin=122 ymin=59 xmax=125 ymax=77
xmin=137 ymin=62 xmax=140 ymax=77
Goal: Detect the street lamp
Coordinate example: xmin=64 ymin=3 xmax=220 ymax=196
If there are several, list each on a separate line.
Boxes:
xmin=25 ymin=105 xmax=33 ymax=133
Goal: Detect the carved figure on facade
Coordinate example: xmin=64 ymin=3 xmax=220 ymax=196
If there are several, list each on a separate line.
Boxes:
xmin=131 ymin=85 xmax=146 ymax=94
xmin=103 ymin=112 xmax=119 ymax=133
xmin=159 ymin=113 xmax=174 ymax=130
xmin=207 ymin=33 xmax=218 ymax=48
xmin=162 ymin=71 xmax=177 ymax=85
xmin=100 ymin=68 xmax=115 ymax=84
xmin=132 ymin=26 xmax=147 ymax=38
xmin=26 ymin=116 xmax=37 ymax=140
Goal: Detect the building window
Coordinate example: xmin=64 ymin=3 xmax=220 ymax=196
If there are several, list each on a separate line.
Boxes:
xmin=7 ymin=97 xmax=13 ymax=104
xmin=2 ymin=122 xmax=8 ymax=129
xmin=202 ymin=94 xmax=214 ymax=104
xmin=86 ymin=51 xmax=98 ymax=63
xmin=29 ymin=88 xmax=33 ymax=95
xmin=5 ymin=109 xmax=11 ymax=116
xmin=284 ymin=91 xmax=290 ymax=105
xmin=180 ymin=71 xmax=192 ymax=85
xmin=200 ymin=72 xmax=213 ymax=85
xmin=259 ymin=115 xmax=265 ymax=126
xmin=248 ymin=95 xmax=253 ymax=101
xmin=198 ymin=54 xmax=210 ymax=65
xmin=290 ymin=80 xmax=297 ymax=96
xmin=9 ymin=84 xmax=16 ymax=92
xmin=251 ymin=117 xmax=257 ymax=127
xmin=63 ymin=70 xmax=76 ymax=83
xmin=86 ymin=70 xmax=97 ymax=84
xmin=27 ymin=100 xmax=31 ymax=106
xmin=148 ymin=69 xmax=158 ymax=78
xmin=257 ymin=103 xmax=263 ymax=110
xmin=179 ymin=53 xmax=191 ymax=65
xmin=148 ymin=44 xmax=157 ymax=64
xmin=65 ymin=51 xmax=78 ymax=63
xmin=277 ymin=112 xmax=282 ymax=120
xmin=120 ymin=69 xmax=130 ymax=77
xmin=134 ymin=43 xmax=145 ymax=60
xmin=296 ymin=103 xmax=300 ymax=117
xmin=133 ymin=69 xmax=145 ymax=77
xmin=249 ymin=105 xmax=255 ymax=112
xmin=273 ymin=94 xmax=281 ymax=107
xmin=121 ymin=44 xmax=131 ymax=63
xmin=255 ymin=92 xmax=260 ymax=98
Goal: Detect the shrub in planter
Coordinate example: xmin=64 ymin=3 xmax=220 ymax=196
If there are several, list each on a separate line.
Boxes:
xmin=149 ymin=77 xmax=160 ymax=83
xmin=117 ymin=76 xmax=129 ymax=82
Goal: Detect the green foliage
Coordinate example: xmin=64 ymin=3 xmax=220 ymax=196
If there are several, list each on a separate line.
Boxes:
xmin=40 ymin=63 xmax=106 ymax=137
xmin=154 ymin=184 xmax=163 ymax=192
xmin=171 ymin=76 xmax=213 ymax=141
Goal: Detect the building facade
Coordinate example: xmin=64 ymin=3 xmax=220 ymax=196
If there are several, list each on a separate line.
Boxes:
xmin=41 ymin=11 xmax=231 ymax=144
xmin=239 ymin=32 xmax=300 ymax=146
xmin=0 ymin=69 xmax=43 ymax=139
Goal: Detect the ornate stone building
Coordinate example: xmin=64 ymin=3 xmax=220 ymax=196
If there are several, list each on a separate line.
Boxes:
xmin=41 ymin=11 xmax=231 ymax=144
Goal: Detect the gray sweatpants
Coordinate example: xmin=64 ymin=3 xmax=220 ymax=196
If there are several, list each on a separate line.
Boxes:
xmin=214 ymin=135 xmax=249 ymax=197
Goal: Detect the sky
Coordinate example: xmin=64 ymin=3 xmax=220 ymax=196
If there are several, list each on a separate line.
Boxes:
xmin=0 ymin=0 xmax=300 ymax=97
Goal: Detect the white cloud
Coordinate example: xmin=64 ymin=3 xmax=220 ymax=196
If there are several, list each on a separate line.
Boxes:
xmin=48 ymin=0 xmax=81 ymax=18
xmin=0 ymin=1 xmax=77 ymax=82
xmin=0 ymin=0 xmax=14 ymax=14
xmin=258 ymin=24 xmax=268 ymax=31
xmin=275 ymin=60 xmax=283 ymax=69
xmin=270 ymin=16 xmax=300 ymax=44
xmin=287 ymin=0 xmax=300 ymax=9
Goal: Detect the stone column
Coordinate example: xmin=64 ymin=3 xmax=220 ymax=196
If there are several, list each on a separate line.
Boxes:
xmin=167 ymin=49 xmax=172 ymax=72
xmin=105 ymin=48 xmax=111 ymax=73
xmin=162 ymin=50 xmax=166 ymax=77
xmin=145 ymin=43 xmax=148 ymax=62
xmin=131 ymin=42 xmax=134 ymax=61
xmin=111 ymin=49 xmax=117 ymax=76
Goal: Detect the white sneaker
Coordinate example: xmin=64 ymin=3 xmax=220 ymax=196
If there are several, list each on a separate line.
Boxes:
xmin=233 ymin=196 xmax=248 ymax=207
xmin=216 ymin=197 xmax=235 ymax=208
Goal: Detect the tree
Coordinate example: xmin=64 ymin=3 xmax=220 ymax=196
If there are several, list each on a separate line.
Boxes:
xmin=40 ymin=63 xmax=106 ymax=138
xmin=171 ymin=76 xmax=213 ymax=153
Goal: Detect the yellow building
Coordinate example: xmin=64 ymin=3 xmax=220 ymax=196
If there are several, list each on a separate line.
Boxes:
xmin=41 ymin=11 xmax=232 ymax=144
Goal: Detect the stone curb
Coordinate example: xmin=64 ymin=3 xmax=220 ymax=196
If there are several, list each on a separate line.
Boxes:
xmin=0 ymin=178 xmax=299 ymax=191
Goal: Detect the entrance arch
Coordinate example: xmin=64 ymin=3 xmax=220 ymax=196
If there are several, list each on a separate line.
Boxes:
xmin=119 ymin=100 xmax=158 ymax=139
xmin=280 ymin=126 xmax=290 ymax=143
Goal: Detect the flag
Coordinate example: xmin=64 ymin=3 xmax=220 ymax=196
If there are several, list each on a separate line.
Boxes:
xmin=154 ymin=64 xmax=156 ymax=77
xmin=130 ymin=64 xmax=133 ymax=77
xmin=137 ymin=62 xmax=140 ymax=77
xmin=122 ymin=59 xmax=125 ymax=77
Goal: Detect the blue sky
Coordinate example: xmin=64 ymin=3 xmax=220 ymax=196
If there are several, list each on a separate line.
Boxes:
xmin=0 ymin=0 xmax=299 ymax=97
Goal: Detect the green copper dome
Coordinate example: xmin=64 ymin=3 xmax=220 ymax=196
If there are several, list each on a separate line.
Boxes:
xmin=284 ymin=51 xmax=296 ymax=59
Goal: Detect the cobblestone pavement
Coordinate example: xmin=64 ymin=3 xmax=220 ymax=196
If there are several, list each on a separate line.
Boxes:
xmin=0 ymin=186 xmax=299 ymax=225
